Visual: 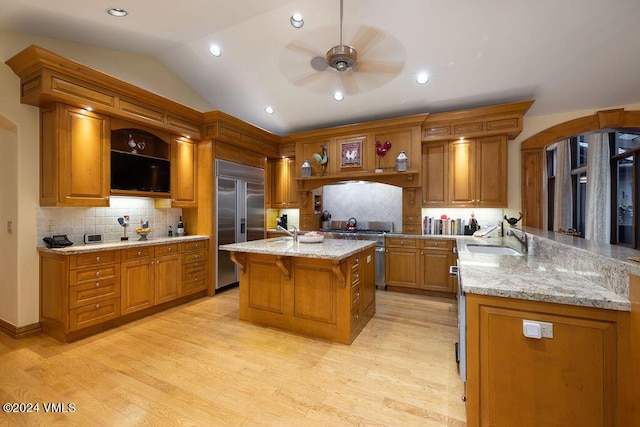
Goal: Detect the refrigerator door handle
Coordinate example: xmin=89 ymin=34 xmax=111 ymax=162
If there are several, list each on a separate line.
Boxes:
xmin=240 ymin=218 xmax=246 ymax=234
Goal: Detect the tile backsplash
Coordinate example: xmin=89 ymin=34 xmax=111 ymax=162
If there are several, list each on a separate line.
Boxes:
xmin=37 ymin=197 xmax=183 ymax=246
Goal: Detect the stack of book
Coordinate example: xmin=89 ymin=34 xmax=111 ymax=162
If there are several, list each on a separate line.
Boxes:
xmin=423 ymin=216 xmax=467 ymax=235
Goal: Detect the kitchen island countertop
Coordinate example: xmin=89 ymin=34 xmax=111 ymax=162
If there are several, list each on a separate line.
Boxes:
xmin=219 ymin=237 xmax=375 ymax=260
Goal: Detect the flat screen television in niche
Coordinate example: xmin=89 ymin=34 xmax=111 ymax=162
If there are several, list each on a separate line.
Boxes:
xmin=110 ymin=151 xmax=170 ymax=193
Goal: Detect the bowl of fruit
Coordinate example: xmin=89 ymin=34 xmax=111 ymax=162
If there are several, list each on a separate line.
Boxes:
xmin=298 ymin=231 xmax=324 ymax=244
xmin=135 ymin=220 xmax=151 ymax=241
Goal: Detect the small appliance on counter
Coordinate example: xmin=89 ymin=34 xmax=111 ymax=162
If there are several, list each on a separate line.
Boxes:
xmin=277 ymin=214 xmax=288 ymax=229
xmin=321 ymin=210 xmax=331 ymax=229
xmin=347 ymin=217 xmax=358 ymax=231
xmin=84 ymin=233 xmax=104 ymax=244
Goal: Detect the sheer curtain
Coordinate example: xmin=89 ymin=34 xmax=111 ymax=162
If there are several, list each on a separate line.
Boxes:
xmin=554 ymin=139 xmax=573 ymax=231
xmin=585 ymin=132 xmax=611 ymax=242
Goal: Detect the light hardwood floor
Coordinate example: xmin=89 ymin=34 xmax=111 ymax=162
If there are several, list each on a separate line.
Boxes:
xmin=0 ymin=289 xmax=467 ymax=426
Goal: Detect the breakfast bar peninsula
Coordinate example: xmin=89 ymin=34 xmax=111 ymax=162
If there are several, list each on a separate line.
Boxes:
xmin=220 ymin=237 xmax=376 ymax=344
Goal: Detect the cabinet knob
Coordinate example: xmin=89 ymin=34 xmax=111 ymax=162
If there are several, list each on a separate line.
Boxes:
xmin=195 ymin=243 xmax=199 ymax=247
xmin=137 ymin=251 xmax=142 ymax=256
xmin=151 ymin=261 xmax=155 ymax=265
xmin=96 ymin=256 xmax=100 ymax=261
xmin=95 ymin=303 xmax=100 ymax=309
xmin=168 ymin=247 xmax=172 ymax=251
xmin=195 ymin=262 xmax=198 ymax=266
xmin=95 ymin=282 xmax=100 ymax=287
xmin=95 ymin=271 xmax=100 ymax=277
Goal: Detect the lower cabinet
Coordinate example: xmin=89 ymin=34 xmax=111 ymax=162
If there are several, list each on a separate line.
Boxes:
xmin=465 ymin=294 xmax=630 ymax=427
xmin=385 ymin=237 xmax=457 ymax=295
xmin=39 ymin=238 xmax=209 ymax=342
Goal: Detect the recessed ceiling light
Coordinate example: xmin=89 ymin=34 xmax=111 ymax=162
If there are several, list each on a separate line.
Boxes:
xmin=290 ymin=13 xmax=304 ymax=28
xmin=333 ymin=91 xmax=344 ymax=101
xmin=416 ymin=72 xmax=429 ymax=84
xmin=208 ymin=45 xmax=222 ymax=57
xmin=107 ymin=8 xmax=128 ymax=17
xmin=265 ymin=106 xmax=274 ymax=114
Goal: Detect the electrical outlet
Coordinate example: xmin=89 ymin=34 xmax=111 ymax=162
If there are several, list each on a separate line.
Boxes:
xmin=47 ymin=220 xmax=53 ymax=234
xmin=539 ymin=321 xmax=554 ymax=338
xmin=7 ymin=220 xmax=13 ymax=234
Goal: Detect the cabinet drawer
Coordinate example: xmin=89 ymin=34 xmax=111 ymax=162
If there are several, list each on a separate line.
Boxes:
xmin=184 ymin=276 xmax=208 ymax=295
xmin=420 ymin=239 xmax=454 ymax=251
xmin=403 ymin=215 xmax=421 ymax=224
xmin=155 ymin=244 xmax=179 ymax=257
xmin=386 ymin=237 xmax=417 ymax=248
xmin=122 ymin=246 xmax=153 ymax=261
xmin=351 ymin=286 xmax=361 ymax=308
xmin=183 ymin=250 xmax=208 ymax=263
xmin=69 ymin=297 xmax=120 ymax=331
xmin=70 ymin=264 xmax=120 ymax=286
xmin=69 ymin=277 xmax=121 ymax=309
xmin=402 ymin=224 xmax=421 ymax=234
xmin=71 ymin=250 xmax=120 ymax=269
xmin=183 ymin=262 xmax=207 ymax=279
xmin=181 ymin=240 xmax=208 ymax=252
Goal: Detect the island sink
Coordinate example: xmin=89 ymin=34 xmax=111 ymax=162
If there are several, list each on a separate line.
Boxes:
xmin=466 ymin=244 xmax=523 ymax=256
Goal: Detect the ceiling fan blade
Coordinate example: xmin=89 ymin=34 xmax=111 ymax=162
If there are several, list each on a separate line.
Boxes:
xmin=284 ymin=41 xmax=324 ymax=59
xmin=357 ymin=60 xmax=405 ymax=75
xmin=349 ymin=26 xmax=378 ymax=56
xmin=291 ymin=71 xmax=325 ymax=87
xmin=339 ymin=73 xmax=359 ymax=95
xmin=311 ymin=56 xmax=328 ymax=71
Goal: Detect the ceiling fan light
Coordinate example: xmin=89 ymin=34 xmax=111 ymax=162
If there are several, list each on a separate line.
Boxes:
xmin=290 ymin=13 xmax=304 ymax=28
xmin=326 ymin=45 xmax=357 ymax=72
xmin=107 ymin=8 xmax=128 ymax=17
xmin=333 ymin=91 xmax=344 ymax=101
xmin=417 ymin=72 xmax=429 ymax=84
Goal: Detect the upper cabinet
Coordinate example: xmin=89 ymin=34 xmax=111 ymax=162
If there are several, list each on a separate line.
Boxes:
xmin=423 ymin=136 xmax=507 ymax=208
xmin=40 ymin=104 xmax=111 ymax=206
xmin=171 ymin=135 xmax=197 ymax=207
xmin=271 ymin=158 xmax=298 ymax=208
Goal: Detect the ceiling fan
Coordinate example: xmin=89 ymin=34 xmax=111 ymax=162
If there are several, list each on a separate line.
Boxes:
xmin=280 ymin=0 xmax=405 ymax=96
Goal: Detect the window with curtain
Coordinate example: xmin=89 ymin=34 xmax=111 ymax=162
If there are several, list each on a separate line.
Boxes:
xmin=611 ymin=132 xmax=640 ymax=247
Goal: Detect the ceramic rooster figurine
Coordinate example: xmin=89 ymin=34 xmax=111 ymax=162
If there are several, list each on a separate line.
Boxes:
xmin=312 ymin=144 xmax=328 ymax=176
xmin=375 ymin=140 xmax=392 ymax=172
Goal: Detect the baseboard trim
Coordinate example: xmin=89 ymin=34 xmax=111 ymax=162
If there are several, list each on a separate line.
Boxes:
xmin=0 ymin=319 xmax=41 ymax=339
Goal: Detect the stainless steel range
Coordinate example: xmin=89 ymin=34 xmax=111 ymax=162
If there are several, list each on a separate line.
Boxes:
xmin=321 ymin=220 xmax=392 ymax=289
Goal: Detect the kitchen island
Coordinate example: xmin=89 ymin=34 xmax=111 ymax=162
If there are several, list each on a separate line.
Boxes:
xmin=220 ymin=237 xmax=376 ymax=344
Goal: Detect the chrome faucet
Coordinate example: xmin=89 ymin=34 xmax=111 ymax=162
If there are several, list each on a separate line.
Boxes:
xmin=506 ymin=227 xmax=528 ymax=251
xmin=277 ymin=224 xmax=298 ymax=242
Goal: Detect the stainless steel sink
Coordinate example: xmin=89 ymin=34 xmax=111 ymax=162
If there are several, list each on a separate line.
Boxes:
xmin=466 ymin=244 xmax=523 ymax=256
xmin=268 ymin=237 xmax=293 ymax=245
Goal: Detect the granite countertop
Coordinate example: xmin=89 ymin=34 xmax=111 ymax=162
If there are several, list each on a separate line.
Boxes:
xmin=219 ymin=237 xmax=375 ymax=260
xmin=38 ymin=235 xmax=209 ymax=255
xmin=384 ymin=230 xmax=633 ymax=311
xmin=455 ymin=235 xmax=631 ymax=311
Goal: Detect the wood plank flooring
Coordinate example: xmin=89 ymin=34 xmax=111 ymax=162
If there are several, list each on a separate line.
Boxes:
xmin=0 ymin=289 xmax=467 ymax=426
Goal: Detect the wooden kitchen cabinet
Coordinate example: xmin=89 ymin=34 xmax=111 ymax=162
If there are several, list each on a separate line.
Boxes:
xmin=39 ymin=238 xmax=208 ymax=342
xmin=171 ymin=135 xmax=197 ymax=207
xmin=449 ymin=136 xmax=507 ymax=208
xmin=40 ymin=103 xmax=111 ymax=206
xmin=385 ymin=238 xmax=419 ymax=289
xmin=121 ymin=243 xmax=181 ymax=313
xmin=419 ymin=239 xmax=456 ymax=293
xmin=466 ymin=294 xmax=628 ymax=427
xmin=271 ymin=158 xmax=298 ymax=207
xmin=181 ymin=240 xmax=209 ymax=295
xmin=422 ymin=141 xmax=448 ymax=206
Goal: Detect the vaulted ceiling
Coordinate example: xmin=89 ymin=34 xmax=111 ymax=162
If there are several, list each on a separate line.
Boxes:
xmin=1 ymin=0 xmax=639 ymax=136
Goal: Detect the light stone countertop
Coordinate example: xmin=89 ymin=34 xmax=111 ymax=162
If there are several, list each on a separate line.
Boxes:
xmin=387 ymin=230 xmax=633 ymax=312
xmin=37 ymin=235 xmax=209 ymax=255
xmin=219 ymin=237 xmax=375 ymax=261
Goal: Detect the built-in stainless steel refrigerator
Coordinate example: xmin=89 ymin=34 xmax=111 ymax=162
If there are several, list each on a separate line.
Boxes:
xmin=215 ymin=159 xmax=265 ymax=290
